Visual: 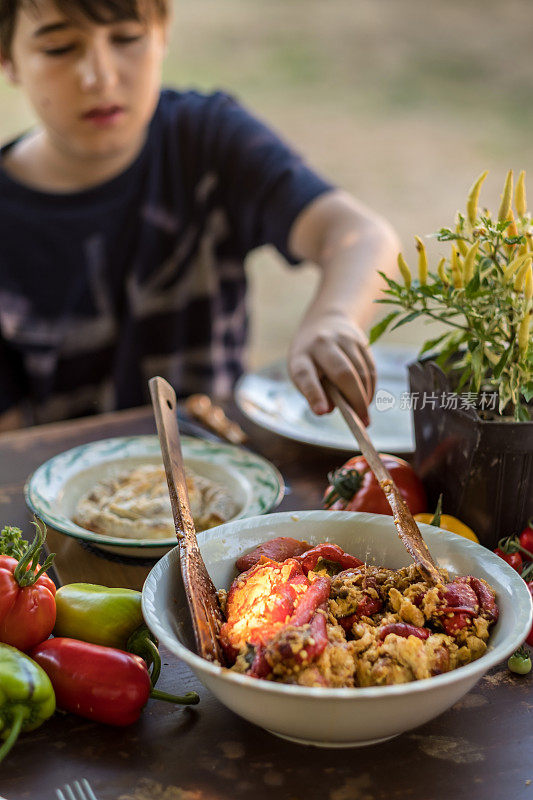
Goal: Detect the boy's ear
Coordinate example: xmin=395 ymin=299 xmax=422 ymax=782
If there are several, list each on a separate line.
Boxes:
xmin=0 ymin=56 xmax=19 ymax=85
xmin=161 ymin=20 xmax=172 ymax=54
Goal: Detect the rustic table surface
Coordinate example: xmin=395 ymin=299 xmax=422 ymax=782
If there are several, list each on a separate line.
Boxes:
xmin=0 ymin=405 xmax=531 ymax=800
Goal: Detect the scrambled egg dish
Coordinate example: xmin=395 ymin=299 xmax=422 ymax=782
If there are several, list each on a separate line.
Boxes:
xmin=218 ymin=537 xmax=498 ymax=687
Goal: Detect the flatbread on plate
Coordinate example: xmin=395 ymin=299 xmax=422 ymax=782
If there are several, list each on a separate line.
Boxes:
xmin=73 ymin=464 xmax=238 ymax=540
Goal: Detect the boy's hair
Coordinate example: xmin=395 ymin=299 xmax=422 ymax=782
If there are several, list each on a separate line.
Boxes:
xmin=0 ymin=0 xmax=169 ymax=56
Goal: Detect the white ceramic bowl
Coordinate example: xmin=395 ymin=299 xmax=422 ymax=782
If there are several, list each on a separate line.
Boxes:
xmin=142 ymin=511 xmax=532 ymax=747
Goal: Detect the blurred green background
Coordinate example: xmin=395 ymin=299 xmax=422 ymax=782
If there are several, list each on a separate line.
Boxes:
xmin=2 ymin=0 xmax=532 ymax=367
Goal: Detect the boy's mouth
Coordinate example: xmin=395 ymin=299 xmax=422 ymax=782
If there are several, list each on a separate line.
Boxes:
xmin=82 ymin=105 xmax=125 ymax=126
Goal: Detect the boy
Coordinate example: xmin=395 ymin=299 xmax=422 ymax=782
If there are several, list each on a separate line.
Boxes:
xmin=0 ymin=0 xmax=398 ymax=430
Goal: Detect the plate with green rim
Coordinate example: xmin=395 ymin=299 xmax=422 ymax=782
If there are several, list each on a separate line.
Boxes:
xmin=24 ymin=435 xmax=285 ymax=558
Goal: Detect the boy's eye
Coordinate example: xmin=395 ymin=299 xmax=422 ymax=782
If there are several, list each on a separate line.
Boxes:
xmin=113 ymin=34 xmax=144 ymax=45
xmin=43 ymin=44 xmax=75 ymax=56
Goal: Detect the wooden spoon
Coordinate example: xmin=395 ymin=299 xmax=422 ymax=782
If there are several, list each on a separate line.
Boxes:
xmin=149 ymin=376 xmax=227 ymax=664
xmin=325 ymin=380 xmax=442 ymax=585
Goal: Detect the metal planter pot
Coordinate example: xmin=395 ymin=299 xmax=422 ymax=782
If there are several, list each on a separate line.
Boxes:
xmin=408 ymin=359 xmax=533 ymax=549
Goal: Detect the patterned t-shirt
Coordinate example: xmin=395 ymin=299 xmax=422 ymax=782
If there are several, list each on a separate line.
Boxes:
xmin=0 ymin=89 xmax=332 ymax=424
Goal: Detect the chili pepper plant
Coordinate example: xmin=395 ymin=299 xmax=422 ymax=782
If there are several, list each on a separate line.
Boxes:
xmin=371 ymin=171 xmax=533 ymax=547
xmin=371 ymin=170 xmax=533 ymax=420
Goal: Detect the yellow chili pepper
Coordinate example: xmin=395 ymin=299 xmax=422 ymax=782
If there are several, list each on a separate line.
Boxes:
xmin=483 ymin=344 xmax=499 ymax=366
xmin=498 ymin=169 xmax=513 ymax=222
xmin=466 ymin=171 xmax=488 ymax=225
xmin=450 ymin=246 xmax=463 ymax=289
xmin=398 ymin=253 xmax=412 ymax=288
xmin=515 ymin=170 xmax=527 ymax=218
xmin=437 ymin=257 xmax=448 ymax=285
xmin=414 ymin=512 xmax=479 ymax=543
xmin=525 ymin=264 xmax=533 ymax=305
xmin=415 ymin=236 xmax=428 ymax=285
xmin=514 ymin=257 xmax=532 ymax=291
xmin=503 ymin=252 xmax=530 ymax=283
xmin=454 ymin=222 xmax=468 ymax=257
xmin=504 ymin=209 xmax=519 ymax=256
xmin=463 ymin=241 xmax=479 ymax=284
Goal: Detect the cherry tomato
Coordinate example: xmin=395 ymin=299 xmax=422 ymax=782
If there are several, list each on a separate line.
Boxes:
xmin=508 ymin=647 xmax=532 ymax=675
xmin=323 ymin=454 xmax=426 ymax=517
xmin=526 ymin=582 xmax=533 ymax=648
xmin=519 ymin=523 xmax=533 ymax=557
xmin=493 ymin=548 xmax=523 ymax=573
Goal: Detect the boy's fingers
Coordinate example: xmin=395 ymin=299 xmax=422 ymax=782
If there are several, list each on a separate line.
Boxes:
xmin=311 ymin=343 xmax=370 ymax=424
xmin=344 ymin=328 xmax=377 ymax=400
xmin=289 ymin=354 xmax=331 ymax=415
xmin=358 ymin=340 xmax=377 ymax=399
xmin=339 ymin=338 xmax=374 ymax=405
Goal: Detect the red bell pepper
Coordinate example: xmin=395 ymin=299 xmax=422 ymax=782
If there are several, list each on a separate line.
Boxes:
xmin=378 ymin=623 xmax=430 ymax=641
xmin=30 ymin=638 xmax=199 ymax=726
xmin=0 ymin=519 xmax=56 ymax=651
xmin=296 ymin=543 xmax=364 ymax=573
xmin=235 ymin=537 xmax=310 ymax=572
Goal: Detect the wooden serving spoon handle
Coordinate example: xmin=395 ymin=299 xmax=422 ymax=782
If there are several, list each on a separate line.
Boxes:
xmin=149 ymin=376 xmax=226 ymax=664
xmin=325 ymin=380 xmax=442 ymax=585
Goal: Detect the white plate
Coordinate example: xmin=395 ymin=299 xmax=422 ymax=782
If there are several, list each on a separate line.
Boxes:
xmin=235 ymin=344 xmax=418 ymax=452
xmin=24 ymin=435 xmax=284 ymax=558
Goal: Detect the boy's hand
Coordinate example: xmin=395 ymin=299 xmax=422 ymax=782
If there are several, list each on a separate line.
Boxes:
xmin=288 ymin=311 xmax=375 ymax=426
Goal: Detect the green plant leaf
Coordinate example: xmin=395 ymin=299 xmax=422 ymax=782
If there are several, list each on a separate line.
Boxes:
xmin=492 ymin=346 xmax=512 ymax=380
xmin=377 ymin=271 xmax=403 ymax=292
xmin=470 ymin=345 xmax=484 ymax=392
xmin=522 ymin=382 xmax=533 ymax=403
xmin=456 ymin=366 xmax=472 ymax=393
xmin=417 ymin=285 xmax=440 ymax=298
xmin=464 ymin=272 xmax=481 ymax=297
xmin=369 ymin=311 xmax=400 ymax=344
xmin=433 ymin=333 xmax=466 ymax=370
xmin=435 ymin=228 xmax=461 ymax=242
xmin=389 ymin=310 xmax=421 ymax=331
xmin=515 ymin=403 xmax=531 ymax=422
xmin=418 ymin=332 xmax=451 ymax=357
xmin=373 ymin=298 xmax=402 ymax=305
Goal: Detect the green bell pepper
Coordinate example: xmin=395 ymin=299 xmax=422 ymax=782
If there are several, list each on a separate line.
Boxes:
xmin=54 ymin=583 xmax=161 ymax=685
xmin=0 ymin=644 xmax=55 ymax=763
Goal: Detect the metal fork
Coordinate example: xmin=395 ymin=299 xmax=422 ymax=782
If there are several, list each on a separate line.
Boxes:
xmin=55 ymin=779 xmax=99 ymax=800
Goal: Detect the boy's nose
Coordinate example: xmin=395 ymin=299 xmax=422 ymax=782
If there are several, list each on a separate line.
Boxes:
xmin=78 ymin=45 xmax=119 ymax=93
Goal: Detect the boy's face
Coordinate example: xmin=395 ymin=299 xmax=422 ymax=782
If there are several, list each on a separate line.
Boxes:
xmin=2 ymin=0 xmax=169 ymax=161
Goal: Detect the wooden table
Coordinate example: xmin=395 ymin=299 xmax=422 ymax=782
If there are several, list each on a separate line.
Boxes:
xmin=0 ymin=406 xmax=531 ymax=800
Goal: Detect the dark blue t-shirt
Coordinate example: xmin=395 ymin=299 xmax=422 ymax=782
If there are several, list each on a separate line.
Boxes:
xmin=0 ymin=89 xmax=332 ymax=424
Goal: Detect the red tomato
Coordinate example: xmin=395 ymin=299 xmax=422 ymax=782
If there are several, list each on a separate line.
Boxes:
xmin=323 ymin=454 xmax=426 ymax=517
xmin=0 ymin=555 xmax=56 ymax=652
xmin=526 ymin=582 xmax=533 ymax=647
xmin=519 ymin=525 xmax=533 ymax=557
xmin=493 ymin=548 xmax=523 ymax=573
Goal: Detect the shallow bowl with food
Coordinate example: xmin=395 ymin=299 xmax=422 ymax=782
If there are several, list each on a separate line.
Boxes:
xmin=24 ymin=435 xmax=284 ymax=558
xmin=142 ymin=510 xmax=532 ymax=747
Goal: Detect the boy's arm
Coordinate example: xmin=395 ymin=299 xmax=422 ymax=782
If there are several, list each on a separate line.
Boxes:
xmin=0 ymin=406 xmax=24 ymax=433
xmin=287 ymin=188 xmax=400 ymax=424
